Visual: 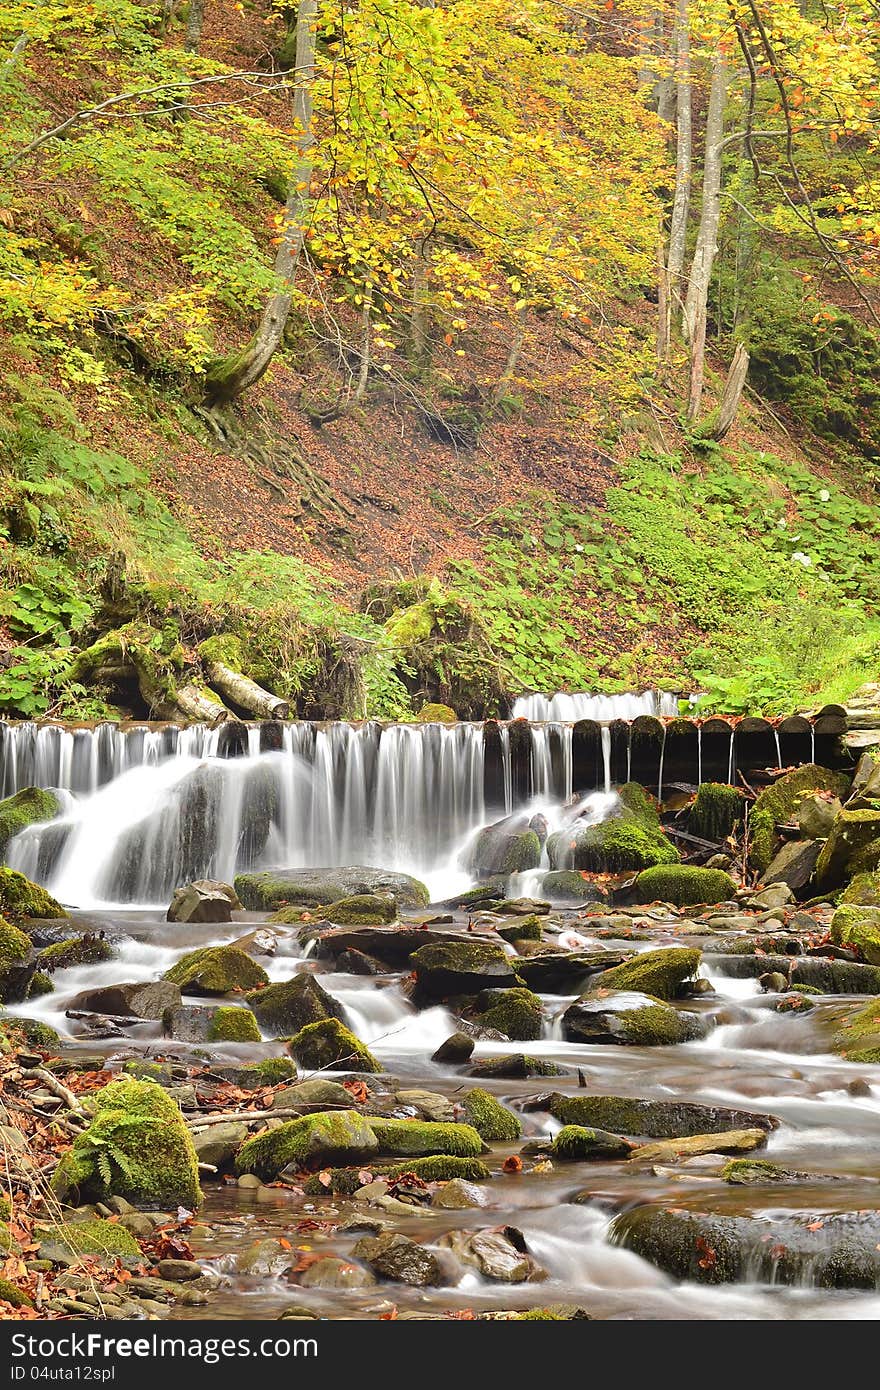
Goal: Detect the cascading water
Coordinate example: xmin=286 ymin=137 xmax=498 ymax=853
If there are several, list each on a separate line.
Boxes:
xmin=512 ymin=690 xmax=679 ymax=721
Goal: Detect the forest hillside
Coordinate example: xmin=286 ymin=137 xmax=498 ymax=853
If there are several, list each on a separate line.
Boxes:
xmin=1 ymin=0 xmax=879 ymax=720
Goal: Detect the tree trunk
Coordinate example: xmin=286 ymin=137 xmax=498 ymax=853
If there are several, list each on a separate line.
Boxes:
xmin=204 ymin=0 xmax=317 ymax=404
xmin=203 ymin=660 xmax=290 ymax=719
xmin=353 ymin=281 xmax=373 ymax=405
xmin=684 ymin=53 xmax=728 ymax=418
xmin=656 ymin=232 xmax=670 ymax=365
xmin=176 ymin=684 xmax=229 ymax=724
xmin=1 ymin=34 xmax=29 ymax=78
xmin=184 ymin=0 xmax=205 ymax=53
xmin=710 ymin=342 xmax=750 ymax=439
xmin=664 ymin=0 xmax=692 ymax=339
xmin=408 ymin=253 xmax=431 ymax=369
xmin=490 ymin=306 xmax=527 ymax=411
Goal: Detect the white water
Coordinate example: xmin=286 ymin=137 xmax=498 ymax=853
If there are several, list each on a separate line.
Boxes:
xmin=512 ymin=689 xmax=679 ymax=721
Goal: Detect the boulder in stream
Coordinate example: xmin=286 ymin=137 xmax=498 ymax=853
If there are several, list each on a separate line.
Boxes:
xmin=234 ymin=866 xmax=429 ymax=911
xmin=830 ymin=904 xmax=880 ymax=964
xmin=629 ymin=865 xmax=737 ymax=907
xmin=287 ymin=1018 xmax=381 ymax=1072
xmin=166 ymin=880 xmax=241 ymax=924
xmin=164 ymin=946 xmax=269 ymax=996
xmin=462 ymin=1088 xmax=522 ymax=1141
xmin=467 ymin=814 xmax=544 ymax=876
xmin=611 ymin=1205 xmax=880 ymax=1288
xmin=67 ymin=979 xmax=180 ymax=1020
xmin=352 ymin=1232 xmax=443 ymax=1286
xmin=410 ymin=938 xmax=519 ymax=999
xmin=236 ymin=1109 xmax=379 ymax=1179
xmin=539 ymin=871 xmax=608 ymax=905
xmin=0 ymin=788 xmax=61 ymax=857
xmin=562 ymin=991 xmax=708 ymax=1046
xmin=0 ymin=915 xmax=35 ymax=1004
xmin=476 ymin=986 xmax=544 ymax=1040
xmin=0 ymin=867 xmax=66 ymax=922
xmin=551 ymin=1125 xmax=631 ymax=1160
xmin=245 ymin=972 xmax=344 ymax=1035
xmin=585 ymin=946 xmax=701 ymax=1000
xmin=437 ymin=1227 xmax=545 ymax=1283
xmin=162 ymin=1002 xmax=261 ymax=1043
xmin=549 ymin=1093 xmax=776 ymax=1139
xmin=630 ymin=1128 xmax=768 ymax=1162
xmin=431 ymin=1031 xmax=475 ymax=1064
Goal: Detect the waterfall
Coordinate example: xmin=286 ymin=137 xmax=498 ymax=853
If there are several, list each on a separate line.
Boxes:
xmin=600 ymin=726 xmax=612 ymax=793
xmin=511 ymin=689 xmax=679 ymax=721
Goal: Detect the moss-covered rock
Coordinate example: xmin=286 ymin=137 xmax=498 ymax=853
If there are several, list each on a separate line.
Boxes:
xmin=165 ymin=946 xmax=269 ymax=996
xmin=236 ymin=1110 xmax=379 ymax=1179
xmin=39 ymin=935 xmax=113 ymax=971
xmin=834 ymin=998 xmax=880 ymax=1062
xmin=816 ymin=808 xmax=880 ymax=889
xmin=0 ymin=1277 xmax=32 ymax=1308
xmin=1 ymin=1016 xmax=59 ymax=1049
xmin=841 ymin=871 xmax=880 ymax=906
xmin=496 ymin=916 xmax=543 ymax=944
xmin=0 ymin=914 xmax=33 ymax=1003
xmin=235 ymin=867 xmax=429 ymax=911
xmin=0 ymin=867 xmax=66 ymax=921
xmin=748 ymin=765 xmax=851 ymax=872
xmin=207 ymin=1006 xmax=262 ymax=1042
xmin=325 ymin=894 xmax=397 ymax=926
xmin=632 ymin=865 xmax=737 ymax=907
xmin=830 ymin=904 xmax=880 ymax=964
xmin=461 ymin=1088 xmax=521 ymax=1141
xmin=368 ymin=1117 xmax=484 ymax=1158
xmin=411 ymin=939 xmax=518 ymax=998
xmin=287 ymin=1018 xmax=381 ymax=1072
xmin=0 ymin=788 xmax=60 ymax=857
xmin=469 ymin=1054 xmax=567 ymax=1079
xmin=586 ymin=947 xmax=701 ymax=1000
xmin=26 ymin=970 xmax=53 ymax=997
xmin=477 ymin=986 xmax=543 ymax=1041
xmin=549 ymin=1093 xmax=774 ymax=1139
xmin=51 ymin=1078 xmax=202 ymax=1209
xmin=245 ymin=972 xmax=344 ymax=1036
xmin=547 ymin=813 xmax=678 ymax=874
xmin=468 ymin=818 xmax=542 ymax=876
xmin=35 ymin=1218 xmax=140 ymax=1260
xmin=721 ymin=1158 xmax=788 ymax=1184
xmin=611 ymin=1205 xmax=880 ymax=1288
xmin=416 ymin=703 xmax=457 ymax=723
xmin=302 ymin=1156 xmax=491 ymax=1193
xmin=551 ymin=1125 xmax=631 ymax=1160
xmin=688 ymin=782 xmax=744 ymax=841
xmin=561 ymin=993 xmax=706 ymax=1045
xmin=538 ymin=870 xmax=606 ymax=904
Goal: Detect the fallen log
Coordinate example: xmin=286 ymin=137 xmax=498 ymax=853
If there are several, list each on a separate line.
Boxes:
xmin=199 ymin=634 xmax=289 ymax=719
xmin=176 ymin=684 xmax=230 ymax=725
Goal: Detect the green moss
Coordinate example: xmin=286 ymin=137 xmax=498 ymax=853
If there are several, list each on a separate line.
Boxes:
xmin=51 ymin=1078 xmax=203 ymax=1209
xmin=848 ymin=839 xmax=880 ymax=876
xmin=721 ymin=1158 xmax=788 ymax=1184
xmin=469 ymin=1055 xmax=567 ymax=1078
xmin=287 ymin=1018 xmax=381 ymax=1073
xmin=269 ymin=906 xmax=316 ymax=923
xmin=36 ymin=1218 xmax=140 ymax=1258
xmin=516 ymin=1309 xmax=565 ymax=1320
xmin=831 ymin=904 xmax=880 ymax=964
xmin=551 ymin=1125 xmax=630 ymax=1160
xmin=0 ymin=868 xmax=66 ymax=923
xmin=548 ymin=816 xmax=678 ymax=873
xmin=604 ymin=998 xmax=705 ymax=1045
xmin=0 ymin=1278 xmax=33 ymax=1308
xmin=689 ymin=783 xmax=744 ymax=841
xmin=817 ymin=809 xmax=880 ymax=888
xmin=302 ymin=1155 xmax=491 ymax=1193
xmin=834 ymin=998 xmax=880 ymax=1062
xmin=39 ymin=935 xmax=113 ymax=970
xmin=416 ymin=703 xmax=457 ymax=723
xmin=2 ymin=1016 xmax=60 ymax=1049
xmin=0 ymin=914 xmax=32 ymax=1003
xmin=617 ymin=782 xmax=661 ymax=825
xmin=790 ymin=982 xmax=823 ymax=995
xmin=326 ymin=894 xmax=397 ymax=926
xmin=198 ymin=633 xmax=245 ymax=668
xmin=236 ymin=1110 xmax=378 ymax=1179
xmin=841 ymin=872 xmax=880 ymax=906
xmin=478 ymin=987 xmax=544 ymax=1041
xmin=235 ymin=871 xmax=430 ymax=911
xmin=633 ymin=865 xmax=737 ymax=906
xmin=749 ymin=765 xmax=850 ymax=871
xmin=497 ymin=916 xmax=543 ymax=943
xmin=540 ymin=870 xmax=605 ymax=903
xmin=165 ymin=946 xmax=269 ymax=995
xmin=368 ymin=1117 xmax=484 ymax=1158
xmin=207 ymin=1006 xmax=262 ymax=1042
xmin=26 ymin=971 xmax=54 ymax=997
xmin=462 ymin=1088 xmax=521 ymax=1141
xmin=471 ymin=825 xmax=542 ymax=875
xmin=0 ymin=788 xmax=60 ymax=856
xmin=245 ymin=973 xmax=342 ymax=1034
xmin=588 ymin=947 xmax=701 ymax=1000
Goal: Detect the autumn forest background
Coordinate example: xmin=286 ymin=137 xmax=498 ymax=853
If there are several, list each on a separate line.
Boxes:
xmin=2 ymin=0 xmax=880 ymax=721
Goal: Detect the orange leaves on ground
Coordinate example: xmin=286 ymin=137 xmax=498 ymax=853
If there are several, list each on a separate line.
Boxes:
xmin=502 ymin=1155 xmax=523 ymax=1174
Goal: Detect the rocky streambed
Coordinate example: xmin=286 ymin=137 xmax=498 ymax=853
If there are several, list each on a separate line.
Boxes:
xmin=4 ymin=865 xmax=880 ymax=1321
